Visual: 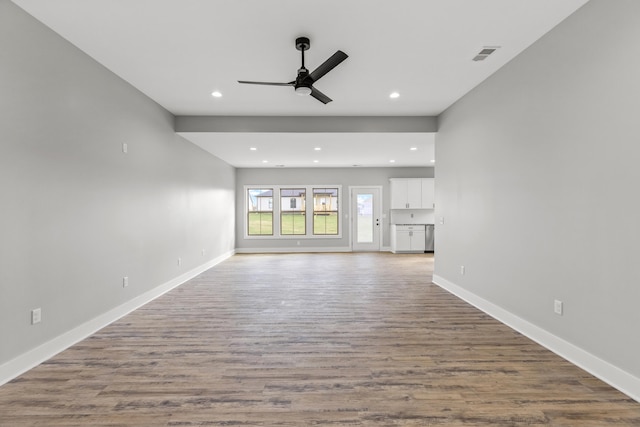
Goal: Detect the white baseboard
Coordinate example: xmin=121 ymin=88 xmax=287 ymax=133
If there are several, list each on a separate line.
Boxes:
xmin=0 ymin=250 xmax=235 ymax=387
xmin=235 ymin=246 xmax=351 ymax=254
xmin=432 ymin=274 xmax=640 ymax=403
xmin=236 ymin=246 xmax=395 ymax=254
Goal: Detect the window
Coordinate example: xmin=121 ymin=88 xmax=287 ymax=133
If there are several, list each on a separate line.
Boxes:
xmin=280 ymin=188 xmax=306 ymax=235
xmin=245 ymin=185 xmax=341 ymax=238
xmin=247 ymin=188 xmax=273 ymax=235
xmin=313 ymin=188 xmax=339 ymax=235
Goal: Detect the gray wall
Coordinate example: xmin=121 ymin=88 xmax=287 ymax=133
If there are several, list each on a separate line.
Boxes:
xmin=236 ymin=167 xmax=434 ymax=250
xmin=435 ymin=0 xmax=640 ymax=378
xmin=0 ymin=1 xmax=235 ymax=365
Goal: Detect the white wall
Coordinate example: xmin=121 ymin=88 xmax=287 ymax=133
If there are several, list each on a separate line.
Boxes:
xmin=435 ymin=0 xmax=640 ymax=398
xmin=236 ymin=167 xmax=434 ymax=251
xmin=0 ymin=1 xmax=235 ymax=377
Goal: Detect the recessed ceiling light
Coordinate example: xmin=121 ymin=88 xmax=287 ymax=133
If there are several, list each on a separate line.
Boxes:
xmin=314 ymin=147 xmax=322 ymax=151
xmin=211 ymin=91 xmax=222 ymax=98
xmin=262 ymin=160 xmax=268 ymax=163
xmin=389 ymin=159 xmax=396 ymax=163
xmin=313 ymin=160 xmax=319 ymax=163
xmin=410 ymin=147 xmax=418 ymax=151
xmin=431 ymin=159 xmax=436 ymax=163
xmin=249 ymin=147 xmax=257 ymax=151
xmin=389 ymin=92 xmax=400 ymax=99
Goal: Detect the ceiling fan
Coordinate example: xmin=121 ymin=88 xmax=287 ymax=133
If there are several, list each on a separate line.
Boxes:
xmin=238 ymin=37 xmax=348 ymax=104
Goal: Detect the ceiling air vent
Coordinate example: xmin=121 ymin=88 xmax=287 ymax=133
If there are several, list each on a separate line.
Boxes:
xmin=473 ymin=46 xmax=500 ymax=61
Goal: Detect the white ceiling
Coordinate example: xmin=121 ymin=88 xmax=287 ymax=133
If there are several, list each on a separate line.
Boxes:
xmin=13 ymin=0 xmax=588 ymax=167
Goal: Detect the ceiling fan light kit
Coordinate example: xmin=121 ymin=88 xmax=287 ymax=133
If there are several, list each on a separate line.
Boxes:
xmin=295 ymin=86 xmax=312 ymax=96
xmin=238 ymin=36 xmax=348 ymax=104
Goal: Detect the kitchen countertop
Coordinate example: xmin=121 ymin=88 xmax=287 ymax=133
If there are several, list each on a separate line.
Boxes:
xmin=391 ymin=223 xmax=434 ymax=226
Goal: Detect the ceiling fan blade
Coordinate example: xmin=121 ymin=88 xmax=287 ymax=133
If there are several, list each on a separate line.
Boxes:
xmin=310 ymin=87 xmax=332 ymax=104
xmin=238 ymin=80 xmax=294 ymax=86
xmin=308 ymin=50 xmax=348 ymax=82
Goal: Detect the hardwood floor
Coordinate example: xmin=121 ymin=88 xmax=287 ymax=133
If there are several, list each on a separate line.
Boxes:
xmin=1 ymin=253 xmax=639 ymax=426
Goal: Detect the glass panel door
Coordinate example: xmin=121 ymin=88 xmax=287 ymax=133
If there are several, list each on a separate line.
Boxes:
xmin=351 ymin=187 xmax=381 ymax=251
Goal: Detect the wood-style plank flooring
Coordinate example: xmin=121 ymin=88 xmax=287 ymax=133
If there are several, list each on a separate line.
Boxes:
xmin=1 ymin=253 xmax=639 ymax=426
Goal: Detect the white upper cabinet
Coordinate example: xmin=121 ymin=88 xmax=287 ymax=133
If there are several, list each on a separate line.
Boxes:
xmin=390 ymin=178 xmax=434 ymax=209
xmin=390 ymin=179 xmax=410 ymax=209
xmin=407 ymin=179 xmax=422 ymax=208
xmin=421 ymin=178 xmax=435 ymax=209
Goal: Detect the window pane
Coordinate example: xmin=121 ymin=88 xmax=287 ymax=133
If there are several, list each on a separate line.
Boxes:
xmin=280 ymin=188 xmax=306 ymax=235
xmin=313 ymin=212 xmax=338 ymax=235
xmin=247 ymin=188 xmax=273 ymax=235
xmin=313 ymin=188 xmax=338 ymax=235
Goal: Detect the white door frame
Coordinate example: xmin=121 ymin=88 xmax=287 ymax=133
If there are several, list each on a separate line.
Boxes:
xmin=349 ymin=186 xmax=383 ymax=251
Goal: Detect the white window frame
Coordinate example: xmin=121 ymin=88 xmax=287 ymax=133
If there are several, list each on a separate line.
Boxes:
xmin=244 ymin=184 xmax=342 ymax=239
xmin=280 ymin=187 xmax=307 ymax=236
xmin=246 ymin=187 xmax=274 ymax=236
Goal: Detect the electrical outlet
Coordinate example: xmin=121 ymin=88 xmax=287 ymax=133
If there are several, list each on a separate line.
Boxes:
xmin=123 ymin=276 xmax=129 ymax=288
xmin=31 ymin=308 xmax=41 ymax=325
xmin=178 ymin=257 xmax=182 ymax=266
xmin=122 ymin=143 xmax=128 ymax=153
xmin=439 ymin=216 xmax=445 ymax=225
xmin=201 ymin=249 xmax=205 ymax=256
xmin=554 ymin=299 xmax=563 ymax=315
xmin=460 ymin=265 xmax=465 ymax=275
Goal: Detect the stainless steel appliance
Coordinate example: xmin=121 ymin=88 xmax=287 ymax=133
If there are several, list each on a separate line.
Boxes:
xmin=425 ymin=224 xmax=434 ymax=252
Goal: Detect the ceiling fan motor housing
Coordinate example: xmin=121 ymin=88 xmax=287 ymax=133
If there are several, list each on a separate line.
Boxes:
xmin=295 ymin=52 xmax=312 ymax=95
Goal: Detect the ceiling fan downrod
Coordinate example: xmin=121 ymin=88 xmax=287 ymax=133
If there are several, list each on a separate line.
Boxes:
xmin=295 ymin=37 xmax=312 ymax=95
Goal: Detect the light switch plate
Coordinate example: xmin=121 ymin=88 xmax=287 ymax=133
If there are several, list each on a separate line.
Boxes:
xmin=31 ymin=308 xmax=42 ymax=325
xmin=554 ymin=299 xmax=563 ymax=315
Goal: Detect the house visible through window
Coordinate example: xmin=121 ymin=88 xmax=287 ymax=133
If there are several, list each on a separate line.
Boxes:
xmin=247 ymin=188 xmax=273 ymax=235
xmin=313 ymin=188 xmax=339 ymax=235
xmin=280 ymin=188 xmax=306 ymax=235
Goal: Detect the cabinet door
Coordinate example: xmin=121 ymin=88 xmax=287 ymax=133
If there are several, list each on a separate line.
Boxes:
xmin=390 ymin=226 xmax=397 ymax=252
xmin=411 ymin=230 xmax=426 ymax=251
xmin=421 ymin=178 xmax=435 ymax=209
xmin=390 ymin=179 xmax=409 ymax=209
xmin=396 ymin=230 xmax=412 ymax=251
xmin=407 ymin=179 xmax=422 ymax=208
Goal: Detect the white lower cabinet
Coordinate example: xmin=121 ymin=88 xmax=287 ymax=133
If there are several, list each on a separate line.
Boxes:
xmin=391 ymin=225 xmax=426 ymax=253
